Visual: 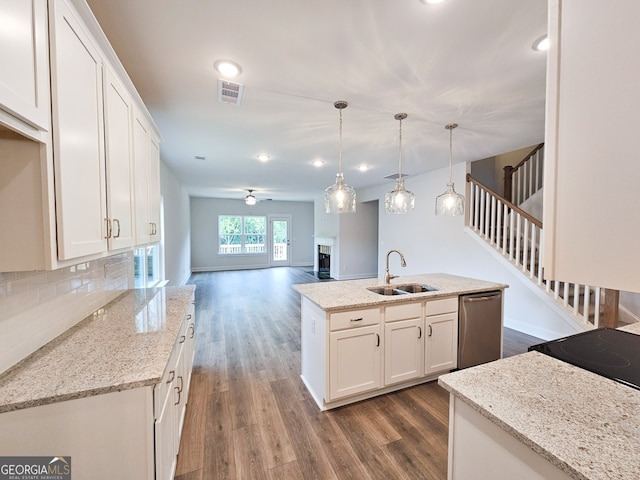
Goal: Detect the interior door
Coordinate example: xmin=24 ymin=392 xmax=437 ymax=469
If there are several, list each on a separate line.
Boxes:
xmin=269 ymin=215 xmax=291 ymax=266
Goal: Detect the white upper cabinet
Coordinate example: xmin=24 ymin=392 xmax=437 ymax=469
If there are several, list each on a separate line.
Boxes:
xmin=543 ymin=0 xmax=640 ymax=292
xmin=134 ymin=111 xmax=162 ymax=246
xmin=0 ymin=0 xmax=50 ymax=131
xmin=103 ymin=65 xmax=136 ymax=251
xmin=49 ymin=0 xmax=107 ymax=260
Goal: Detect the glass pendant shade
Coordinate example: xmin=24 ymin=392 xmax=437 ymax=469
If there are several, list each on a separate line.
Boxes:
xmin=435 ymin=123 xmax=465 ymax=216
xmin=385 ymin=178 xmax=415 ymax=214
xmin=435 ymin=182 xmax=464 ymax=215
xmin=324 ymin=101 xmax=356 ymax=214
xmin=324 ymin=173 xmax=357 ymax=213
xmin=385 ymin=112 xmax=414 ymax=214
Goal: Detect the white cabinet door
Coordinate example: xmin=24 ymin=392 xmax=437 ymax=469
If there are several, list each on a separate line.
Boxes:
xmin=154 ymin=383 xmax=176 ymax=480
xmin=133 ymin=110 xmax=161 ymax=246
xmin=148 ymin=132 xmax=161 ymax=241
xmin=384 ymin=318 xmax=423 ymax=386
xmin=425 ymin=312 xmax=458 ymax=375
xmin=133 ymin=111 xmax=152 ymax=245
xmin=0 ymin=0 xmax=50 ymax=130
xmin=49 ymin=0 xmax=107 ymax=260
xmin=543 ymin=0 xmax=640 ymax=292
xmin=103 ymin=65 xmax=135 ymax=250
xmin=329 ymin=324 xmax=381 ymax=400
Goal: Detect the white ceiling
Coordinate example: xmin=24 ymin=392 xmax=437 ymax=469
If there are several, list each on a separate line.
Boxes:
xmin=86 ymin=0 xmax=548 ymax=203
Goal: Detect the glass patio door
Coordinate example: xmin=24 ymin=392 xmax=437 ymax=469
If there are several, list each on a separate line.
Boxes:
xmin=270 ymin=215 xmax=291 ymax=266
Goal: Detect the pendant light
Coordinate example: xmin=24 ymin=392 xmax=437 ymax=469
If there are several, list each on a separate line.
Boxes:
xmin=245 ymin=189 xmax=256 ymax=205
xmin=435 ymin=123 xmax=465 ymax=216
xmin=324 ymin=101 xmax=356 ymax=214
xmin=385 ymin=113 xmax=415 ymax=214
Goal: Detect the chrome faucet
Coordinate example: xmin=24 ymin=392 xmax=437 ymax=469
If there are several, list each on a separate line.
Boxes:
xmin=385 ymin=249 xmax=407 ymax=284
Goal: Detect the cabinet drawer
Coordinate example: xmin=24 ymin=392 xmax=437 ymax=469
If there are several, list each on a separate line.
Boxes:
xmin=385 ymin=302 xmax=422 ymax=322
xmin=425 ymin=297 xmax=458 ymax=316
xmin=330 ymin=307 xmax=380 ymax=331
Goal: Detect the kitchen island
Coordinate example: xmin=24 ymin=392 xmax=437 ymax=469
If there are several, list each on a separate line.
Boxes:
xmin=0 ymin=285 xmax=196 ymax=480
xmin=438 ymin=322 xmax=640 ymax=480
xmin=294 ymin=273 xmax=507 ymax=410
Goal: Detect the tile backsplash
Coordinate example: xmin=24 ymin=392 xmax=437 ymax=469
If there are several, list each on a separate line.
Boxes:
xmin=0 ymin=252 xmax=134 ymax=374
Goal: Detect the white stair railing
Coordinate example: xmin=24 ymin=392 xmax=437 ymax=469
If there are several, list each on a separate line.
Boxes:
xmin=504 ymin=144 xmax=544 ymax=206
xmin=466 ymin=174 xmax=602 ymax=329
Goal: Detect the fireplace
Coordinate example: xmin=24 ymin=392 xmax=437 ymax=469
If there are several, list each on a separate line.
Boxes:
xmin=313 ymin=236 xmax=335 ymax=280
xmin=318 ymin=245 xmax=331 ymax=279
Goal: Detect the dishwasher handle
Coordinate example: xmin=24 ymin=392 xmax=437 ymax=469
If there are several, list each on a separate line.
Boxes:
xmin=462 ymin=292 xmax=501 ymax=303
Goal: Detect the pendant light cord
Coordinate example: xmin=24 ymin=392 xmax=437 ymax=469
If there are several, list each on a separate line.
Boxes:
xmin=448 ymin=126 xmax=453 ymax=184
xmin=338 ymin=108 xmax=343 ymax=175
xmin=398 ymin=117 xmax=403 ymax=179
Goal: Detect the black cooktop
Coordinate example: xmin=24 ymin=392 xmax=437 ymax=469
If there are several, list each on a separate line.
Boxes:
xmin=529 ymin=328 xmax=640 ymax=391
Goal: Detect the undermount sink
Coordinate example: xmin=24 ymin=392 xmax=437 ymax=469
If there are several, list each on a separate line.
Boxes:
xmin=395 ymin=283 xmax=439 ymax=293
xmin=367 ymin=283 xmax=439 ymax=296
xmin=367 ymin=286 xmax=407 ymax=296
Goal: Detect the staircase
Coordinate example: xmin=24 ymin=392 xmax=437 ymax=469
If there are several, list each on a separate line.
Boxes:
xmin=465 ymin=144 xmax=609 ymax=332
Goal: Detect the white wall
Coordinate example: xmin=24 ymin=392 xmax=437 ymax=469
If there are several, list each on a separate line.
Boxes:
xmin=191 ymin=197 xmax=314 ymax=271
xmin=338 ymin=200 xmax=379 ymax=280
xmin=360 ymin=163 xmax=575 ymax=340
xmin=160 ymin=161 xmax=191 ymax=285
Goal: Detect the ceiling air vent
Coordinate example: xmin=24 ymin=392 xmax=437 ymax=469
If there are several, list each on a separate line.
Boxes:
xmin=218 ymin=79 xmax=244 ymax=105
xmin=383 ymin=173 xmax=411 ymax=180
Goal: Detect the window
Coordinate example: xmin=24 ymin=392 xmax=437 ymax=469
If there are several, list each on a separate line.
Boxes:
xmin=134 ymin=244 xmax=162 ymax=288
xmin=219 ymin=215 xmax=266 ymax=254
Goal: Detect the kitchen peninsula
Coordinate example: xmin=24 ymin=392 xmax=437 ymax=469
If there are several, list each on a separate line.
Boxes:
xmin=439 ymin=322 xmax=640 ymax=480
xmin=294 ymin=273 xmax=507 ymax=410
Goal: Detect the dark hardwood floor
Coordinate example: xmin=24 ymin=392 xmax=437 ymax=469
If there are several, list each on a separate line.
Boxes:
xmin=175 ymin=268 xmax=542 ymax=480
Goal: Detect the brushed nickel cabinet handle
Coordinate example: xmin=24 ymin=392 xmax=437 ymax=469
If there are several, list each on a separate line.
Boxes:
xmin=179 ymin=335 xmax=186 ymax=344
xmin=104 ymin=218 xmax=112 ymax=239
xmin=428 ymin=325 xmax=433 ymax=337
xmin=350 ymin=317 xmax=363 ymax=322
xmin=174 ymin=386 xmax=181 ymax=405
xmin=166 ymin=370 xmax=175 ymax=383
xmin=189 ymin=324 xmax=195 ymax=338
xmin=113 ymin=218 xmax=121 ymax=238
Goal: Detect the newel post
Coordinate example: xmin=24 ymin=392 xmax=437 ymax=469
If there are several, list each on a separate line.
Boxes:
xmin=602 ymin=289 xmax=620 ymax=328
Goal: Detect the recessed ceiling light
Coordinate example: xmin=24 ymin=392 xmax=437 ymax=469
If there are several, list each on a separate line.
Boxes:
xmin=257 ymin=153 xmax=270 ymax=162
xmin=532 ymin=35 xmax=549 ymax=52
xmin=312 ymin=159 xmax=325 ymax=167
xmin=358 ymin=164 xmax=369 ymax=172
xmin=420 ymin=0 xmax=447 ymax=4
xmin=214 ymin=59 xmax=242 ymax=78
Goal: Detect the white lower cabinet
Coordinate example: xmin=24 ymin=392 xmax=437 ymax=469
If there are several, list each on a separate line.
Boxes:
xmin=384 ymin=302 xmax=423 ymax=386
xmin=301 ymin=295 xmax=460 ymax=410
xmin=0 ymin=297 xmax=195 ymax=480
xmin=328 ymin=308 xmax=382 ymax=401
xmin=425 ymin=297 xmax=459 ymax=375
xmin=155 ymin=302 xmax=195 ymax=480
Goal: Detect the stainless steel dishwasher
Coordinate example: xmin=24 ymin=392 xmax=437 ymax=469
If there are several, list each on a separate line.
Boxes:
xmin=458 ymin=290 xmax=503 ymax=369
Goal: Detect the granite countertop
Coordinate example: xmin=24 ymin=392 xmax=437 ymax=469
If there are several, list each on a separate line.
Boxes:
xmin=439 ymin=322 xmax=640 ymax=480
xmin=293 ymin=273 xmax=507 ymax=311
xmin=0 ymin=285 xmax=195 ymax=414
